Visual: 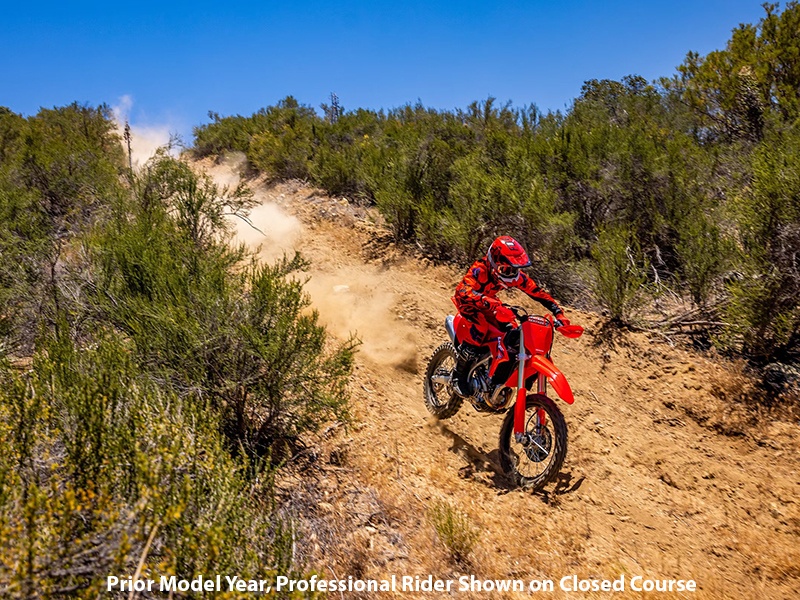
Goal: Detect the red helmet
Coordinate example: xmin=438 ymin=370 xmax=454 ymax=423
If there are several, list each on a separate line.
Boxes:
xmin=487 ymin=236 xmax=531 ymax=282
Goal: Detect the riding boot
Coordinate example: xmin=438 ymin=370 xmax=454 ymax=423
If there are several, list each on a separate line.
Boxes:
xmin=453 ymin=342 xmax=479 ymax=396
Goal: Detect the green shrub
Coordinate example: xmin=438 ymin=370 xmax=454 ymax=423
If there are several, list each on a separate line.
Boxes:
xmin=591 ymin=224 xmax=650 ymax=324
xmin=0 ymin=335 xmax=293 ymax=598
xmin=375 ymin=180 xmax=419 ymax=243
xmin=719 ymin=132 xmax=800 ymax=362
xmin=675 ymin=210 xmax=731 ymax=307
xmin=0 ymin=104 xmax=126 ymax=355
xmin=192 ymin=113 xmax=261 ymax=157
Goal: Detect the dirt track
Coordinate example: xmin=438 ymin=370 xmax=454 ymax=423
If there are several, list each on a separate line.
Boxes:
xmin=208 ymin=158 xmax=800 ymax=599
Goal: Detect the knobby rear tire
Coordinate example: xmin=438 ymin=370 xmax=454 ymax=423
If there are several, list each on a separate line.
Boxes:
xmin=498 ymin=394 xmax=568 ymax=490
xmin=423 ymin=342 xmax=464 ymax=419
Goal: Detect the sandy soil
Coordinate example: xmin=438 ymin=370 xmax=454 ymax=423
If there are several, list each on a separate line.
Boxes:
xmin=204 ymin=157 xmax=800 ymax=599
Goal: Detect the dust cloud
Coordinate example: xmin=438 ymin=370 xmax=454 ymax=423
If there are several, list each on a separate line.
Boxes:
xmin=303 ymin=268 xmax=418 ymax=373
xmin=204 ymin=156 xmax=417 ymax=371
xmin=206 ymin=152 xmax=303 ymax=262
xmin=112 ymin=95 xmax=175 ymax=167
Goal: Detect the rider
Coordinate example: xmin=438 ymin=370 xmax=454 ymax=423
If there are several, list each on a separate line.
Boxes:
xmin=451 ymin=236 xmax=568 ymax=397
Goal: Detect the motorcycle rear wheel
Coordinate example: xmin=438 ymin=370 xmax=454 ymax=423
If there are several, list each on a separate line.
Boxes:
xmin=423 ymin=343 xmax=464 ymax=419
xmin=499 ymin=394 xmax=567 ymax=490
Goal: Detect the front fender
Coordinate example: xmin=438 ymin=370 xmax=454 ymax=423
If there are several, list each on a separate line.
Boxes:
xmin=527 ymin=355 xmax=575 ymax=404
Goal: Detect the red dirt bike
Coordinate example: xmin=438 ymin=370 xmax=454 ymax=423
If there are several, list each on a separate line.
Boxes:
xmin=423 ymin=305 xmax=583 ymax=490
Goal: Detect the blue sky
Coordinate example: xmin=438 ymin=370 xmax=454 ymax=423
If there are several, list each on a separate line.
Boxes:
xmin=1 ymin=1 xmax=768 ymax=145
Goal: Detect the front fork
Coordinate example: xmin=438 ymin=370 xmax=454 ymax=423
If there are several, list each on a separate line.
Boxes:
xmin=513 ymin=324 xmax=547 ymax=442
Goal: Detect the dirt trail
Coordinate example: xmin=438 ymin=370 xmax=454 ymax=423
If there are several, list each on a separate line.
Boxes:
xmin=206 ymin=158 xmax=800 ymax=599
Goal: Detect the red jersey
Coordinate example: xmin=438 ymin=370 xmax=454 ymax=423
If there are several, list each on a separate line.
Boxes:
xmin=453 ymin=257 xmax=563 ymax=328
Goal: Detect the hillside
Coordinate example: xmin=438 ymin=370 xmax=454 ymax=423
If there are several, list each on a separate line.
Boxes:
xmin=203 ymin=156 xmax=800 ymax=600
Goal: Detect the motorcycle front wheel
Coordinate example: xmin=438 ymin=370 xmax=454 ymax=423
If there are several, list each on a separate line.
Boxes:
xmin=423 ymin=342 xmax=464 ymax=419
xmin=499 ymin=394 xmax=567 ymax=490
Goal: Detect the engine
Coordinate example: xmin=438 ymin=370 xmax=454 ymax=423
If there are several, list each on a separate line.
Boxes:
xmin=468 ymin=363 xmax=494 ymax=401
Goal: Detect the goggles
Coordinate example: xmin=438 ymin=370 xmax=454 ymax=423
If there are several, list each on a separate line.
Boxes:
xmin=496 ymin=264 xmax=520 ymax=279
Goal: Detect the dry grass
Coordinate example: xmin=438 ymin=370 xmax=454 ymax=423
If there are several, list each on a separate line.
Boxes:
xmin=700 ymin=359 xmax=800 ymax=437
xmin=427 ymin=500 xmax=480 ymax=565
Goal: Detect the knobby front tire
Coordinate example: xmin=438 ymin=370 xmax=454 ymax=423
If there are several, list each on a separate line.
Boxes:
xmin=499 ymin=394 xmax=568 ymax=490
xmin=423 ymin=342 xmax=464 ymax=419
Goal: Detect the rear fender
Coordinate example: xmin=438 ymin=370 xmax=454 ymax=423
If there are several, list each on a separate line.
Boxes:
xmin=445 ymin=315 xmax=456 ymax=345
xmin=454 ymin=314 xmax=485 ymax=346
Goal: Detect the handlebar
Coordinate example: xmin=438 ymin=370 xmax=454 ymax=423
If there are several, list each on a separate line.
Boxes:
xmin=504 ymin=305 xmax=584 ymax=338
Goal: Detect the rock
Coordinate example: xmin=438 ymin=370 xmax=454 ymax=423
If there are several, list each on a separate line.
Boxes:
xmin=660 ymin=473 xmax=680 ymax=489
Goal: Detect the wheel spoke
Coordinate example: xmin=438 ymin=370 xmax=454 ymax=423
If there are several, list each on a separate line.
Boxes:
xmin=530 ymin=438 xmax=549 ymax=454
xmin=499 ymin=394 xmax=567 ymax=491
